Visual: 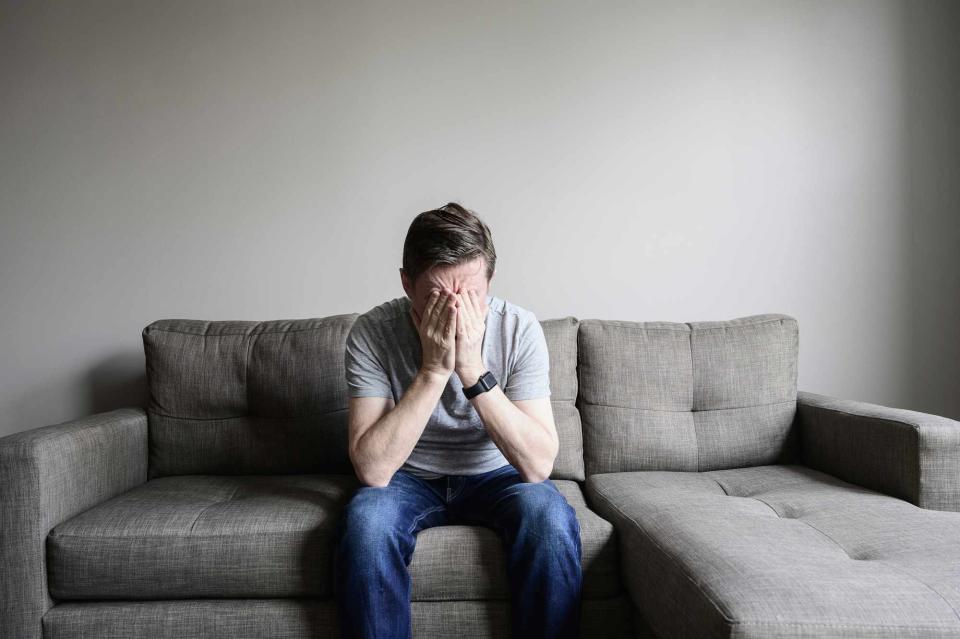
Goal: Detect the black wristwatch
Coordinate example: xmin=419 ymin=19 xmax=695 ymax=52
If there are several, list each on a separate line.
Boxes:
xmin=463 ymin=370 xmax=498 ymax=399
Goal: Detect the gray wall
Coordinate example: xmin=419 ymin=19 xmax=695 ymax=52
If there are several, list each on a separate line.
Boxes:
xmin=1 ymin=0 xmax=958 ymax=438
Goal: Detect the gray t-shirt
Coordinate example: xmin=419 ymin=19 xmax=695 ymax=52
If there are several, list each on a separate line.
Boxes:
xmin=344 ymin=294 xmax=551 ymax=478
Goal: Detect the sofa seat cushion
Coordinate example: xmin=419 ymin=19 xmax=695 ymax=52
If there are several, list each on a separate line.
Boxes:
xmin=585 ymin=464 xmax=960 ymax=639
xmin=48 ymin=474 xmax=620 ymax=600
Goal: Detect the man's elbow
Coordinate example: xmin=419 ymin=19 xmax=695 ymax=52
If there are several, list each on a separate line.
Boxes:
xmin=522 ymin=458 xmax=555 ymax=484
xmin=350 ymin=448 xmax=393 ymax=488
xmin=525 ymin=438 xmax=559 ymax=483
xmin=522 ymin=471 xmax=548 ymax=484
xmin=356 ymin=464 xmax=392 ymax=488
xmin=361 ymin=474 xmax=391 ymax=488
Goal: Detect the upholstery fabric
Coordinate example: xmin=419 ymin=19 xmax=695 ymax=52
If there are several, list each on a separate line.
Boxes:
xmin=577 ymin=314 xmax=800 ymax=475
xmin=42 ymin=596 xmax=635 ymax=639
xmin=48 ymin=474 xmax=619 ymax=601
xmin=0 ymin=408 xmax=148 ymax=639
xmin=798 ymin=391 xmax=960 ymax=512
xmin=143 ymin=317 xmax=356 ymax=479
xmin=12 ymin=309 xmax=960 ymax=638
xmin=541 ymin=316 xmax=584 ymax=481
xmin=586 ymin=464 xmax=960 ymax=639
xmin=142 ymin=315 xmax=584 ymax=481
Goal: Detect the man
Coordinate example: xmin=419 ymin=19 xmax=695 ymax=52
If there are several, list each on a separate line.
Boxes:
xmin=333 ymin=202 xmax=583 ymax=639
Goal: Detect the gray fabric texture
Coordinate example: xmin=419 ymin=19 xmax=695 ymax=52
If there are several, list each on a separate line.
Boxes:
xmin=577 ymin=314 xmax=800 ymax=475
xmin=541 ymin=316 xmax=584 ymax=481
xmin=15 ymin=307 xmax=960 ymax=638
xmin=798 ymin=390 xmax=960 ymax=512
xmin=47 ymin=474 xmax=618 ymax=600
xmin=143 ymin=316 xmax=357 ymax=479
xmin=344 ymin=295 xmax=552 ymax=478
xmin=586 ymin=464 xmax=960 ymax=639
xmin=143 ymin=313 xmax=583 ymax=481
xmin=42 ymin=595 xmax=634 ymax=639
xmin=0 ymin=408 xmax=148 ymax=639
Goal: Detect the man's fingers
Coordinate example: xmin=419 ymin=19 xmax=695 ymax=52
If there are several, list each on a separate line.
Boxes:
xmin=458 ymin=291 xmax=472 ymax=322
xmin=456 ymin=300 xmax=466 ymax=336
xmin=443 ymin=299 xmax=457 ymax=337
xmin=470 ymin=289 xmax=484 ymax=322
xmin=443 ymin=289 xmax=457 ymax=336
xmin=423 ymin=290 xmax=440 ymax=328
xmin=464 ymin=290 xmax=483 ymax=330
xmin=429 ymin=291 xmax=449 ymax=333
xmin=471 ymin=289 xmax=488 ymax=319
xmin=455 ymin=292 xmax=472 ymax=335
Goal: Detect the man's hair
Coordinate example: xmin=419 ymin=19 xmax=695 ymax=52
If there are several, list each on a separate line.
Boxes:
xmin=402 ymin=202 xmax=497 ymax=286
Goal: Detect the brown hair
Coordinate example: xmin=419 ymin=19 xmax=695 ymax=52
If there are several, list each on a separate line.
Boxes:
xmin=402 ymin=202 xmax=497 ymax=286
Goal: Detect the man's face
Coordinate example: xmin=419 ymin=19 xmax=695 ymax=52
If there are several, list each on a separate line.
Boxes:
xmin=401 ymin=256 xmax=492 ymax=321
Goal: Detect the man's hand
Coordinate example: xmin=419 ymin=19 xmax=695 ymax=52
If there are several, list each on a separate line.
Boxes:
xmin=409 ymin=289 xmax=457 ymax=379
xmin=453 ymin=288 xmax=489 ymax=387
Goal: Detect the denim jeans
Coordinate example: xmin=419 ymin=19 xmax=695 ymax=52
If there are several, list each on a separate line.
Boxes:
xmin=332 ymin=463 xmax=583 ymax=639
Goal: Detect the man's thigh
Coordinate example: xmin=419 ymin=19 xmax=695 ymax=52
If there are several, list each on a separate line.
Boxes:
xmin=336 ymin=470 xmax=449 ymax=549
xmin=449 ymin=464 xmax=578 ymax=541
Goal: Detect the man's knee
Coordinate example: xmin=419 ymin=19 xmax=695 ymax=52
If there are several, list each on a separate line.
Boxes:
xmin=338 ymin=486 xmax=408 ymax=547
xmin=513 ymin=481 xmax=580 ymax=538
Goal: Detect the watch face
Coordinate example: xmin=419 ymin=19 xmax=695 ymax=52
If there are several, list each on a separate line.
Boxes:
xmin=481 ymin=371 xmax=497 ymax=389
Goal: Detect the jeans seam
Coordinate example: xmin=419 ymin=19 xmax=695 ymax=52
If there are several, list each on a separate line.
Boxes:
xmin=407 ymin=504 xmax=445 ymax=536
xmin=449 ymin=478 xmax=467 ymax=502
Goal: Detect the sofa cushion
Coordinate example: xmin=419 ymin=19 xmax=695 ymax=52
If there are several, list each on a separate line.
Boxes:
xmin=143 ymin=316 xmax=357 ymax=479
xmin=47 ymin=475 xmax=619 ymax=601
xmin=540 ymin=317 xmax=585 ymax=481
xmin=585 ymin=464 xmax=960 ymax=638
xmin=42 ymin=597 xmax=636 ymax=639
xmin=142 ymin=315 xmax=584 ymax=480
xmin=577 ymin=313 xmax=799 ymax=475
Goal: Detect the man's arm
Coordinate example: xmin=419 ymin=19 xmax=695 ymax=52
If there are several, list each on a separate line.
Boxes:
xmin=346 ymin=289 xmax=459 ymax=487
xmin=454 ymin=288 xmax=558 ymax=483
xmin=348 ymin=370 xmax=447 ymax=488
xmin=462 ymin=377 xmax=559 ymax=483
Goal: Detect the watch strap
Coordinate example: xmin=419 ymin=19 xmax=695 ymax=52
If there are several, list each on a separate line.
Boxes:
xmin=463 ymin=370 xmax=498 ymax=399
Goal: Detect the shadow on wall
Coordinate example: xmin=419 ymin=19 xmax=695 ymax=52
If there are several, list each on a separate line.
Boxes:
xmin=903 ymin=0 xmax=960 ymax=420
xmin=87 ymin=351 xmax=148 ymax=414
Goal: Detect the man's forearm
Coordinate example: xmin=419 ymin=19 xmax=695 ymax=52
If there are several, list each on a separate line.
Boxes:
xmin=353 ymin=369 xmax=448 ymax=487
xmin=462 ymin=369 xmax=557 ymax=483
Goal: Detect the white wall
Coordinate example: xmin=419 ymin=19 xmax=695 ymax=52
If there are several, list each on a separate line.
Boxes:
xmin=1 ymin=0 xmax=958 ymax=438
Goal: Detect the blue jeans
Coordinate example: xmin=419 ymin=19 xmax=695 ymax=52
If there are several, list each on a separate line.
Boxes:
xmin=332 ymin=463 xmax=583 ymax=639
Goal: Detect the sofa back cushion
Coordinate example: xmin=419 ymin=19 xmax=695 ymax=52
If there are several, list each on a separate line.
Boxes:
xmin=143 ymin=314 xmax=585 ymax=480
xmin=143 ymin=316 xmax=356 ymax=479
xmin=541 ymin=317 xmax=584 ymax=481
xmin=577 ymin=314 xmax=799 ymax=475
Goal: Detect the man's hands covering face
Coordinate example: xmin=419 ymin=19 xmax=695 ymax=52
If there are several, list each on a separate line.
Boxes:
xmin=410 ymin=290 xmax=457 ymax=379
xmin=410 ymin=287 xmax=489 ymax=383
xmin=452 ymin=288 xmax=489 ymax=384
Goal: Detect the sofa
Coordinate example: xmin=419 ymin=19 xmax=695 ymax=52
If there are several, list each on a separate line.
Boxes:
xmin=2 ymin=311 xmax=959 ymax=638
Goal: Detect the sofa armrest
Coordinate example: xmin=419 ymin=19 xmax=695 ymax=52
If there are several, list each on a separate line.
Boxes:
xmin=0 ymin=408 xmax=148 ymax=638
xmin=797 ymin=391 xmax=960 ymax=511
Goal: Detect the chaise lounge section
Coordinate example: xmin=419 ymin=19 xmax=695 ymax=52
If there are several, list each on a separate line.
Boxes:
xmin=580 ymin=315 xmax=960 ymax=638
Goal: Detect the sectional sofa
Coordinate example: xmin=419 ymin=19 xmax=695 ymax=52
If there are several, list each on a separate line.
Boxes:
xmin=2 ymin=311 xmax=960 ymax=638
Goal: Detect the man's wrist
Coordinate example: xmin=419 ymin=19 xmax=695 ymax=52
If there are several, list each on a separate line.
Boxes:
xmin=457 ymin=366 xmax=486 ymax=388
xmin=418 ymin=367 xmax=451 ymax=387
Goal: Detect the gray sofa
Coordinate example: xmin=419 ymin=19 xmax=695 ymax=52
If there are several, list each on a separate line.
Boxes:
xmin=2 ymin=312 xmax=960 ymax=638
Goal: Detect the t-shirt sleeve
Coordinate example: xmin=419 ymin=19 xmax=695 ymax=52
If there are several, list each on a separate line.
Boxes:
xmin=344 ymin=315 xmax=393 ymax=399
xmin=502 ymin=312 xmax=552 ymax=401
